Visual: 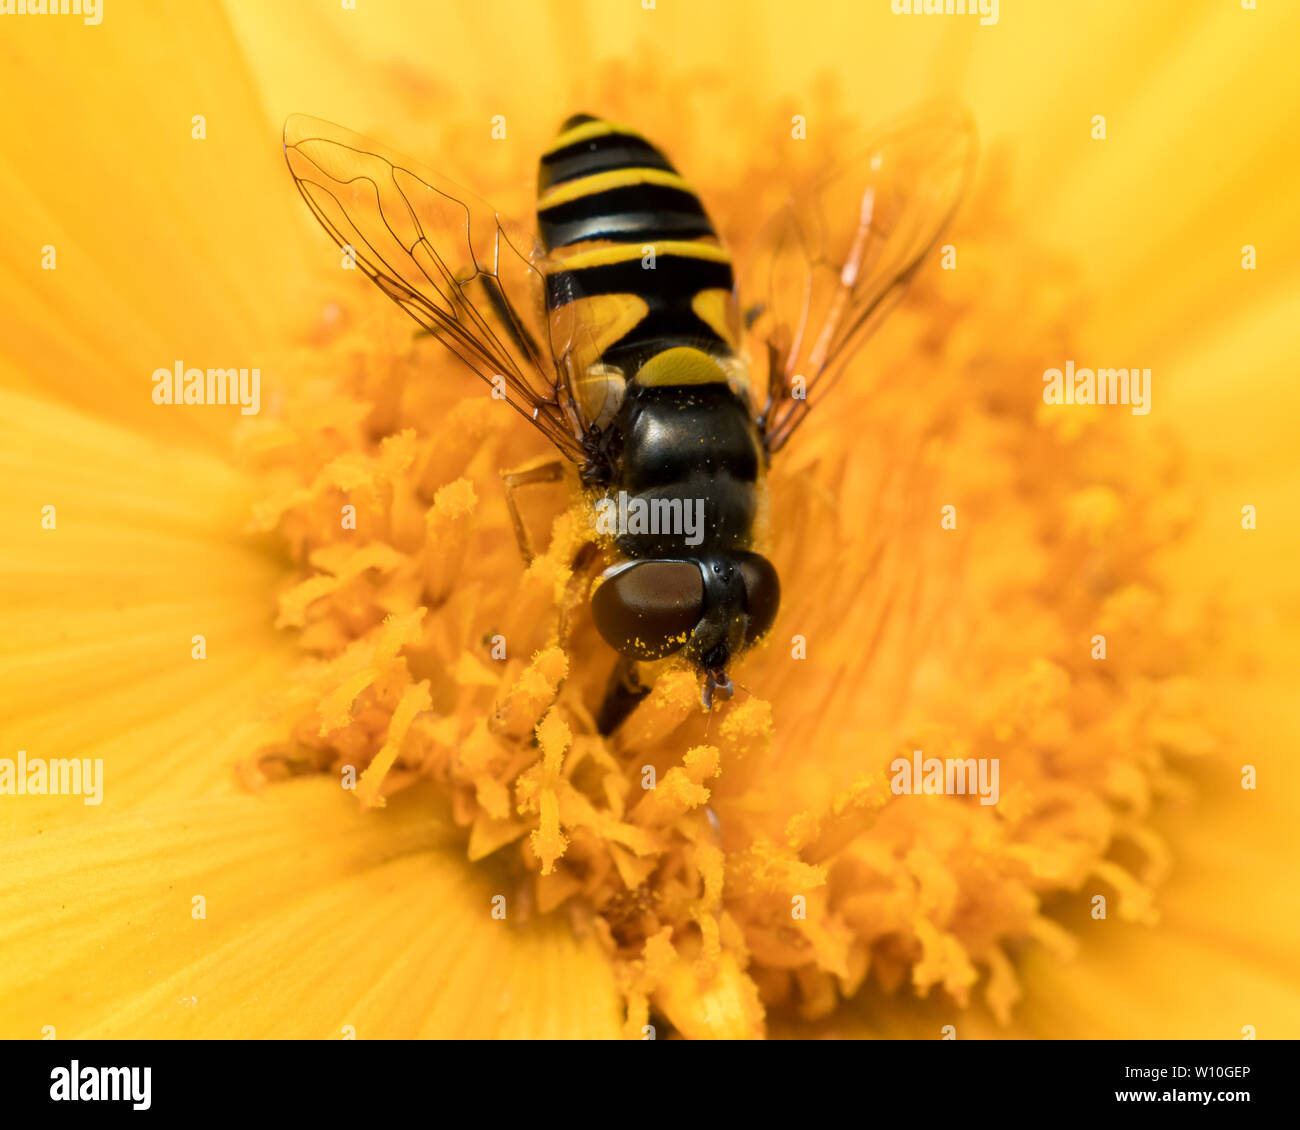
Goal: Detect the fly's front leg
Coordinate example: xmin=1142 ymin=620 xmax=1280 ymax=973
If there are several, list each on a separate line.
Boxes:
xmin=595 ymin=655 xmax=652 ymax=736
xmin=500 ymin=457 xmax=566 ymax=565
xmin=558 ymin=541 xmax=600 ymax=649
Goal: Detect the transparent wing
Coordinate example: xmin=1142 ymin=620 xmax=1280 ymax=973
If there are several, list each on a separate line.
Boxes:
xmin=743 ymin=105 xmax=977 ymax=455
xmin=284 ymin=113 xmax=606 ymax=464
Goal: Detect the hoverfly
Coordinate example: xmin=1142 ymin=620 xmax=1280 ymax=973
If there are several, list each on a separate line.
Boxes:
xmin=283 ymin=108 xmax=975 ymax=732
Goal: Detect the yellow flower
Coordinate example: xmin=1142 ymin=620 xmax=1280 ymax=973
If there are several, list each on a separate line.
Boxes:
xmin=2 ymin=0 xmax=1297 ymax=1040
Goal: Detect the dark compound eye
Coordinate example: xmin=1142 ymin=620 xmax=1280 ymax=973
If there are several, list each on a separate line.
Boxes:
xmin=591 ymin=561 xmax=704 ymax=660
xmin=738 ymin=554 xmax=780 ymax=643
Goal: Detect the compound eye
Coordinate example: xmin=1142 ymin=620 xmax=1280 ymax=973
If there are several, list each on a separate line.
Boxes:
xmin=591 ymin=561 xmax=704 ymax=660
xmin=739 ymin=554 xmax=780 ymax=643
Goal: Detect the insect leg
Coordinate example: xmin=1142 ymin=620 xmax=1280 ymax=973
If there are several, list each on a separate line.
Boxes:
xmin=500 ymin=458 xmax=566 ymax=565
xmin=756 ymin=337 xmax=784 ymax=462
xmin=557 ymin=541 xmax=599 ymax=648
xmin=595 ymin=656 xmax=651 ymax=736
xmin=477 ymin=273 xmax=545 ymax=371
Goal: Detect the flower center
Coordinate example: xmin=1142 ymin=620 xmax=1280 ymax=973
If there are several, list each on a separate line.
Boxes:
xmin=240 ymin=146 xmax=1214 ymax=1040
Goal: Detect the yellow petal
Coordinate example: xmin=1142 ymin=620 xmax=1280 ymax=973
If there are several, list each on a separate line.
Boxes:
xmin=0 ymin=390 xmax=295 ymax=837
xmin=0 ymin=778 xmax=621 ymax=1038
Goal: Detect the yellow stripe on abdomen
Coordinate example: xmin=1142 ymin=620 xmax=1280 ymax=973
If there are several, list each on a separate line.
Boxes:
xmin=552 ymin=240 xmax=730 ymax=272
xmin=538 ymin=167 xmax=694 ymax=211
xmin=539 ymin=114 xmax=737 ymax=369
xmin=542 ymin=118 xmax=645 ymax=157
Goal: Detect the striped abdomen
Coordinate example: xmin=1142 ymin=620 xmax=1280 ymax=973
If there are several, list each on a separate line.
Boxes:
xmin=537 ymin=114 xmax=739 ymax=372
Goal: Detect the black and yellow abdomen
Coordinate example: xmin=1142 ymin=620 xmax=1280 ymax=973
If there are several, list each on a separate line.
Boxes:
xmin=538 ymin=114 xmax=739 ymax=372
